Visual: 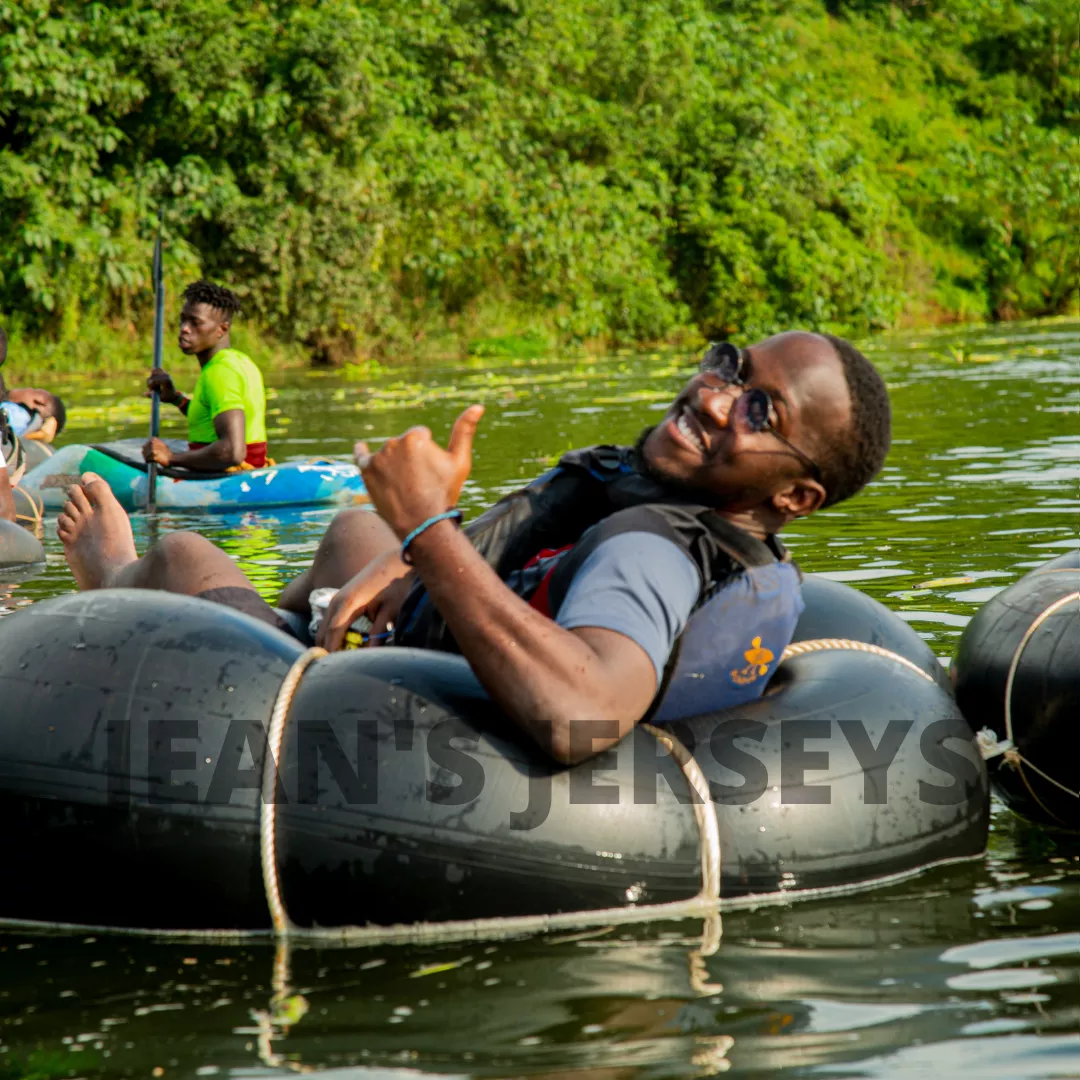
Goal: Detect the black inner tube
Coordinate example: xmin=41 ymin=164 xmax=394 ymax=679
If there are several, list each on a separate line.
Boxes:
xmin=0 ymin=518 xmax=45 ymax=569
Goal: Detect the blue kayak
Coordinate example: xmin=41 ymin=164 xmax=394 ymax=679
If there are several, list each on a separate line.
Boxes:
xmin=21 ymin=439 xmax=367 ymax=513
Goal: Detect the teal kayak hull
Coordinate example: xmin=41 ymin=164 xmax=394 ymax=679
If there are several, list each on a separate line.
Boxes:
xmin=22 ymin=444 xmax=368 ymax=513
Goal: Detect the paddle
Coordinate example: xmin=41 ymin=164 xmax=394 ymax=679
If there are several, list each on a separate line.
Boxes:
xmin=146 ymin=208 xmax=165 ymax=512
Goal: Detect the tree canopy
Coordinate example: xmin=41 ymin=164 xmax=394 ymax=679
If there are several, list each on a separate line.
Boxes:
xmin=1 ymin=0 xmax=1076 ymax=357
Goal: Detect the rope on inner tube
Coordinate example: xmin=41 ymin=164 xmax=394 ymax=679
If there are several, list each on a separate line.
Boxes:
xmin=261 ymin=646 xmax=326 ymax=934
xmin=14 ymin=483 xmax=43 ymax=530
xmin=993 ymin=591 xmax=1080 ymax=815
xmin=781 ymin=634 xmax=1078 ymax=810
xmin=7 ymin=441 xmax=27 ymax=489
xmin=780 ymin=637 xmax=936 ymax=683
xmin=641 ymin=722 xmax=722 ymax=902
xmin=257 ymin=649 xmax=721 ymax=944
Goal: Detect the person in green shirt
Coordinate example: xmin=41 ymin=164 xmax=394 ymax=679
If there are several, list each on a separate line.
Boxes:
xmin=143 ymin=280 xmax=269 ymax=471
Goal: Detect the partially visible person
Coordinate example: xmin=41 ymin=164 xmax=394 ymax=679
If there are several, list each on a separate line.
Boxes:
xmin=143 ymin=280 xmax=268 ymax=472
xmin=0 ymin=327 xmax=11 ymax=518
xmin=1 ymin=389 xmax=67 ymax=442
xmin=0 ymin=327 xmax=21 ymax=518
xmin=0 ymin=327 xmax=69 ymax=443
xmin=0 ymin=428 xmax=14 ymax=522
xmin=0 ymin=333 xmax=14 ymax=519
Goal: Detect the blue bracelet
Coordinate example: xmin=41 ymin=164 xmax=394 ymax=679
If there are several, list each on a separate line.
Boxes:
xmin=400 ymin=509 xmax=463 ymax=564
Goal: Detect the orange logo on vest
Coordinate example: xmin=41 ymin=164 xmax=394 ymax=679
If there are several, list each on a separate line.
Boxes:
xmin=729 ymin=636 xmax=775 ymax=686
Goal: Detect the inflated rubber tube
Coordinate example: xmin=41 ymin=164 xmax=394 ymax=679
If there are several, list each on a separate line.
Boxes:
xmin=277 ymin=646 xmax=986 ymax=927
xmin=0 ymin=588 xmax=988 ymax=932
xmin=0 ymin=591 xmax=304 ymax=929
xmin=953 ymin=550 xmax=1079 ymax=831
xmin=0 ymin=518 xmax=45 ymax=569
xmin=793 ymin=575 xmax=950 ymax=691
xmin=19 ymin=438 xmax=54 ymax=472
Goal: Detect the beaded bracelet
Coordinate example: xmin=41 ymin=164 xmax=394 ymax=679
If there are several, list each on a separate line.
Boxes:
xmin=400 ymin=509 xmax=463 ymax=564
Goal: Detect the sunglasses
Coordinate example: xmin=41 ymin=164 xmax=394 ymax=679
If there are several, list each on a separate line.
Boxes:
xmin=699 ymin=342 xmax=824 ymax=487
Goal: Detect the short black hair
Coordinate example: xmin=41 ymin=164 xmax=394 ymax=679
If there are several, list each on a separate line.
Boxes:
xmin=816 ymin=333 xmax=891 ymax=508
xmin=181 ymin=280 xmax=242 ymax=321
xmin=48 ymin=393 xmax=67 ymax=435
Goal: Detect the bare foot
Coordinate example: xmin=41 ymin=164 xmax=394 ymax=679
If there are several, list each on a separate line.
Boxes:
xmin=57 ymin=472 xmax=138 ymax=590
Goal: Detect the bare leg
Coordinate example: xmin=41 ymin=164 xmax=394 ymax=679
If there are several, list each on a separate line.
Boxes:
xmin=108 ymin=531 xmax=261 ymax=596
xmin=277 ymin=508 xmax=398 ymax=614
xmin=58 ymin=473 xmax=257 ymax=596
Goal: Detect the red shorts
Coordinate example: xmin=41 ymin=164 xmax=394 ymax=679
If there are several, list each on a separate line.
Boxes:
xmin=188 ymin=441 xmax=268 ymax=468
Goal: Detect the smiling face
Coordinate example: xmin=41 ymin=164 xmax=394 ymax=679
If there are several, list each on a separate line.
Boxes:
xmin=178 ymin=302 xmax=230 ymax=356
xmin=642 ymin=332 xmax=852 ymax=521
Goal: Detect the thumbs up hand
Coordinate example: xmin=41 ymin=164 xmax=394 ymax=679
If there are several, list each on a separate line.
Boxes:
xmin=354 ymin=404 xmax=484 ymax=538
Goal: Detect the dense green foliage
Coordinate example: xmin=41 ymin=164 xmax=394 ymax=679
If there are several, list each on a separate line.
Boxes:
xmin=1 ymin=0 xmax=1076 ymax=362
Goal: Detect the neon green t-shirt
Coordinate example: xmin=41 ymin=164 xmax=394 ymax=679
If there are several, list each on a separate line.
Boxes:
xmin=187 ymin=348 xmax=267 ymax=446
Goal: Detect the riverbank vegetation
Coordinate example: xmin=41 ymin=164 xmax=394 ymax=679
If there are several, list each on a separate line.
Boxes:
xmin=2 ymin=0 xmax=1076 ymax=371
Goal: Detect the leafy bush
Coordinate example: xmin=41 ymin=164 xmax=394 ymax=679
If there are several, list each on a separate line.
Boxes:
xmin=1 ymin=0 xmax=1076 ymax=364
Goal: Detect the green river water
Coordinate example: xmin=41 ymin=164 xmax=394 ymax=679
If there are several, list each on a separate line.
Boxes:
xmin=0 ymin=320 xmax=1077 ymax=1078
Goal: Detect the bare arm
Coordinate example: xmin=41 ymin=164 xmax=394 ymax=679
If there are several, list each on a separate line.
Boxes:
xmin=0 ymin=467 xmax=15 ymax=522
xmin=145 ymin=409 xmax=247 ymax=471
xmin=406 ymin=521 xmax=656 ymax=763
xmin=354 ymin=406 xmax=657 ymax=764
xmin=316 ymin=550 xmax=415 ymax=650
xmin=6 ymin=388 xmax=51 ymax=411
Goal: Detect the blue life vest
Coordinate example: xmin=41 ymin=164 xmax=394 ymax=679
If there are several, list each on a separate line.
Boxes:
xmin=652 ymin=561 xmax=803 ymax=722
xmin=0 ymin=402 xmax=34 ymax=438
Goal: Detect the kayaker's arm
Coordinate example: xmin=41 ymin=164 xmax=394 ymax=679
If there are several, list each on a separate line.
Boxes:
xmin=143 ymin=409 xmax=247 ymax=471
xmin=145 ymin=369 xmax=190 ymax=415
xmin=355 ymin=405 xmax=657 ymax=764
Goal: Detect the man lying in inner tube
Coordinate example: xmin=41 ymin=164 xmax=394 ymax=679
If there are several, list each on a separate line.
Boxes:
xmin=0 ymin=325 xmax=69 ymax=445
xmin=142 ymin=280 xmax=269 ymax=472
xmin=56 ymin=331 xmax=891 ymax=763
xmin=1 ymin=389 xmax=68 ymax=444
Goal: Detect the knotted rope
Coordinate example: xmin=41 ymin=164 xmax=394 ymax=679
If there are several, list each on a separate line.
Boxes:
xmin=978 ymin=590 xmax=1080 ymax=825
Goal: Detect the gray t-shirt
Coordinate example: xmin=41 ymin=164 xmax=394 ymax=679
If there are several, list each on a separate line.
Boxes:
xmin=552 ymin=531 xmax=701 ymax=683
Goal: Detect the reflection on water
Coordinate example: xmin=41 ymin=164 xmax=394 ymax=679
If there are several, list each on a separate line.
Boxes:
xmin=0 ymin=815 xmax=1075 ymax=1078
xmin=1 ymin=318 xmax=1078 ymax=1077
